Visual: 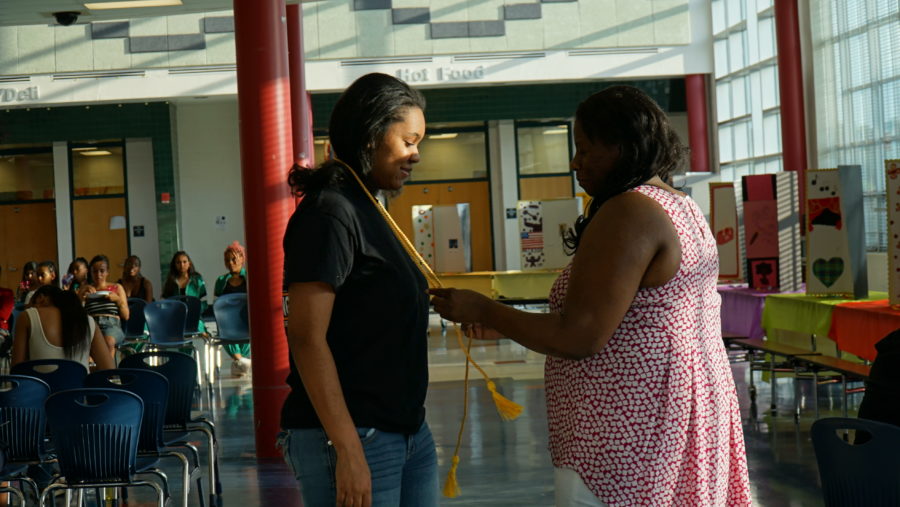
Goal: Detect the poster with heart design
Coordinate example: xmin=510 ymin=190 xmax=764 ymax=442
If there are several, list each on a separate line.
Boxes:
xmin=885 ymin=160 xmax=900 ymax=305
xmin=805 ymin=166 xmax=867 ymax=298
xmin=710 ymin=183 xmax=740 ymax=280
xmin=741 ymin=172 xmax=802 ymax=292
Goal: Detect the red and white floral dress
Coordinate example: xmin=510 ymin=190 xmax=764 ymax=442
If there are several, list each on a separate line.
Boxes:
xmin=545 ymin=185 xmax=751 ymax=506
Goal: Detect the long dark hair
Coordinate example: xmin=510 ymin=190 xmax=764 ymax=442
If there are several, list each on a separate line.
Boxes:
xmin=566 ymin=85 xmax=685 ymax=251
xmin=287 ymin=73 xmax=426 ymax=197
xmin=163 ymin=251 xmax=199 ymax=297
xmin=32 ymin=285 xmax=90 ymax=358
xmin=20 ymin=261 xmax=37 ymax=283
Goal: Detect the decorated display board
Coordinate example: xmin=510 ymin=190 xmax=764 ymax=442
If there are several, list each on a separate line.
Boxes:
xmin=412 ymin=204 xmax=471 ymax=273
xmin=887 ymin=160 xmax=900 ymax=305
xmin=741 ymin=172 xmax=802 ymax=292
xmin=518 ymin=198 xmax=580 ymax=270
xmin=805 ymin=166 xmax=867 ymax=298
xmin=710 ymin=182 xmax=741 ymax=280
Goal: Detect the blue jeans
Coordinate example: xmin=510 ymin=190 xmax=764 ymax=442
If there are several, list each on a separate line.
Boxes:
xmin=277 ymin=422 xmax=439 ymax=507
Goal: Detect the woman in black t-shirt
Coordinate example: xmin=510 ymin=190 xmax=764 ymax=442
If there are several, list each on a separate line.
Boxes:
xmin=279 ymin=73 xmax=437 ymax=507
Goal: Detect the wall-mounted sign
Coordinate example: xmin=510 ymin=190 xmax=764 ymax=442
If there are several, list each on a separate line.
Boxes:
xmin=394 ymin=66 xmax=485 ymax=83
xmin=0 ymin=86 xmax=39 ymax=102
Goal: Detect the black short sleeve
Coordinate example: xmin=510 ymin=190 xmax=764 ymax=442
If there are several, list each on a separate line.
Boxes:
xmin=283 ymin=206 xmax=356 ymax=291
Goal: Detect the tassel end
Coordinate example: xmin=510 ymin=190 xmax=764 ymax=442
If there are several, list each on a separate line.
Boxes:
xmin=443 ymin=455 xmax=461 ymax=498
xmin=487 ymin=381 xmax=523 ymax=421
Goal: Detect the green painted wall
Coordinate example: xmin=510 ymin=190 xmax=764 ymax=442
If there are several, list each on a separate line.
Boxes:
xmin=0 ymin=102 xmax=178 ymax=277
xmin=311 ymin=78 xmax=686 ymax=130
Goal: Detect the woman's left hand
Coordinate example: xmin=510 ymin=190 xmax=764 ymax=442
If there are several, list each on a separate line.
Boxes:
xmin=106 ymin=291 xmax=119 ymax=302
xmin=428 ymin=288 xmax=491 ymax=324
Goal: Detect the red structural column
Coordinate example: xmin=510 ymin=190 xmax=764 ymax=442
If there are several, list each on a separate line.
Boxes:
xmin=233 ymin=0 xmax=294 ymax=459
xmin=287 ymin=4 xmax=315 ymax=168
xmin=685 ymin=74 xmax=711 ymax=173
xmin=774 ymin=0 xmax=808 ymax=207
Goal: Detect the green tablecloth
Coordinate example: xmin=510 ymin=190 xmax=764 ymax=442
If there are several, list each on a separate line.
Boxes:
xmin=761 ymin=292 xmax=889 ymax=338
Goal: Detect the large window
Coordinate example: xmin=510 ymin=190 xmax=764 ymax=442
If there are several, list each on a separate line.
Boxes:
xmin=712 ymin=0 xmax=783 ymax=182
xmin=516 ymin=122 xmax=571 ymax=176
xmin=0 ymin=146 xmax=54 ymax=202
xmin=810 ymin=0 xmax=899 ymax=250
xmin=413 ymin=123 xmax=488 ymax=182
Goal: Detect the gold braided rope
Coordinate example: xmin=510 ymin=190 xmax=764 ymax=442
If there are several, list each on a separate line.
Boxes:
xmin=335 ymin=160 xmax=523 ymax=497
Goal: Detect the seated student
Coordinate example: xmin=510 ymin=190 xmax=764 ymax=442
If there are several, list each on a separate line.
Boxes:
xmin=24 ymin=260 xmax=60 ymax=305
xmin=15 ymin=261 xmax=37 ymax=304
xmin=214 ymin=241 xmax=251 ymax=377
xmin=162 ymin=251 xmax=207 ymax=334
xmin=118 ymin=255 xmax=154 ymax=302
xmin=858 ymin=330 xmax=900 ymax=428
xmin=62 ymin=257 xmax=89 ymax=292
xmin=12 ymin=285 xmax=114 ymax=371
xmin=0 ymin=266 xmax=14 ymax=340
xmin=77 ymin=255 xmax=130 ymax=359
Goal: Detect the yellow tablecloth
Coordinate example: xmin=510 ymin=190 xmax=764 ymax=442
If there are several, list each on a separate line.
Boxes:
xmin=438 ymin=270 xmax=561 ymax=300
xmin=761 ymin=292 xmax=889 ymax=339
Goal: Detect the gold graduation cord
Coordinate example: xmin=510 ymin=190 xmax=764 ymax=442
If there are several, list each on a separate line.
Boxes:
xmin=336 ymin=160 xmax=523 ymax=497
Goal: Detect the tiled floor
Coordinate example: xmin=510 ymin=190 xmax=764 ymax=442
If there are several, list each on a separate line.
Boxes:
xmin=75 ymin=316 xmax=864 ymax=506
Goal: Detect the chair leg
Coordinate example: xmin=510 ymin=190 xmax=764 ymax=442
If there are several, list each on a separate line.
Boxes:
xmin=0 ymin=486 xmax=24 ymax=506
xmin=159 ymin=451 xmax=191 ymax=507
xmin=39 ymin=483 xmax=64 ymax=507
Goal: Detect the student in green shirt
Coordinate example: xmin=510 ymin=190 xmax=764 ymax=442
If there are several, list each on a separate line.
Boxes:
xmin=214 ymin=241 xmax=251 ymax=377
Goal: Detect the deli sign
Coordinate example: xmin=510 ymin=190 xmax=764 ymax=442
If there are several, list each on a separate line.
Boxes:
xmin=1 ymin=86 xmax=39 ymax=102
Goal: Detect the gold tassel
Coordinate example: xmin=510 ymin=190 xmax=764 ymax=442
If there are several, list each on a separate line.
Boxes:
xmin=443 ymin=455 xmax=461 ymax=498
xmin=486 ymin=380 xmax=524 ymax=421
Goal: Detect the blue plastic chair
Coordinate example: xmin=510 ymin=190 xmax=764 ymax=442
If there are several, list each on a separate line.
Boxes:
xmin=144 ymin=300 xmax=190 ymax=348
xmin=167 ymin=295 xmax=203 ymax=337
xmin=811 ymin=417 xmax=900 ymax=506
xmin=120 ymin=351 xmax=220 ymax=506
xmin=206 ymin=293 xmax=251 ymax=383
xmin=41 ymin=388 xmax=165 ymax=507
xmin=0 ymin=375 xmax=51 ymax=504
xmin=11 ymin=359 xmax=87 ymax=393
xmin=123 ymin=298 xmax=149 ymax=339
xmin=86 ymin=368 xmax=204 ymax=507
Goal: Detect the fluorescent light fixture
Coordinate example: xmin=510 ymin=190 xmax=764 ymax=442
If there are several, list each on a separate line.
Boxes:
xmin=72 ymin=147 xmax=97 ymax=151
xmin=80 ymin=150 xmax=112 ymax=156
xmin=542 ymin=128 xmax=569 ymax=135
xmin=428 ymin=133 xmax=458 ymax=140
xmin=314 ymin=139 xmax=326 ymax=145
xmin=84 ymin=0 xmax=183 ymax=10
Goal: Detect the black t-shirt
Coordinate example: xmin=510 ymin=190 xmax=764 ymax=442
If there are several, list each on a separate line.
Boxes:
xmin=280 ymin=171 xmax=430 ymax=434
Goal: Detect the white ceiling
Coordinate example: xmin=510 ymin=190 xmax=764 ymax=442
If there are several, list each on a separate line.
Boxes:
xmin=0 ymin=0 xmax=304 ymax=28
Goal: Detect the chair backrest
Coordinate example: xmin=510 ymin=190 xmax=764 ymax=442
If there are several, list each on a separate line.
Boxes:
xmin=167 ymin=295 xmax=202 ymax=335
xmin=213 ymin=293 xmax=249 ymax=341
xmin=123 ymin=298 xmax=148 ymax=338
xmin=811 ymin=417 xmax=900 ymax=506
xmin=11 ymin=359 xmax=87 ymax=393
xmin=85 ymin=368 xmax=168 ymax=453
xmin=0 ymin=375 xmax=50 ymax=461
xmin=119 ymin=351 xmax=196 ymax=427
xmin=143 ymin=300 xmax=188 ymax=345
xmin=45 ymin=388 xmax=143 ymax=484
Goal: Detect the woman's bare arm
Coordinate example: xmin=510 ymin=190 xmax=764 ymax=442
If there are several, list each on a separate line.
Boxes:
xmin=431 ymin=191 xmax=680 ymax=359
xmin=287 ymin=281 xmax=372 ymax=507
xmin=11 ymin=311 xmax=31 ymax=367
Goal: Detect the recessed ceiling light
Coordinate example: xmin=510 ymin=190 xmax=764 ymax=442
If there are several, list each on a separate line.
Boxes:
xmin=80 ymin=150 xmax=113 ymax=156
xmin=84 ymin=0 xmax=183 ymax=10
xmin=72 ymin=147 xmax=97 ymax=151
xmin=428 ymin=133 xmax=458 ymax=140
xmin=542 ymin=128 xmax=569 ymax=135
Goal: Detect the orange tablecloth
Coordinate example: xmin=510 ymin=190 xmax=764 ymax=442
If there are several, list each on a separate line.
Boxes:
xmin=828 ymin=299 xmax=900 ymax=361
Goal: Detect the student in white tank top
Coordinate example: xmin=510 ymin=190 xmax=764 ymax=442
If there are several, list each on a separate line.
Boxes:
xmin=12 ymin=285 xmax=114 ymax=371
